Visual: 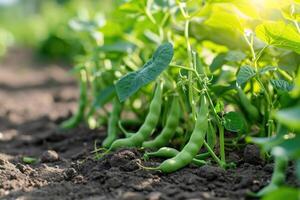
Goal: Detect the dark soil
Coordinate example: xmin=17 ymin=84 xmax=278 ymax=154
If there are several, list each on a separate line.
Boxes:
xmin=0 ymin=49 xmax=298 ymax=200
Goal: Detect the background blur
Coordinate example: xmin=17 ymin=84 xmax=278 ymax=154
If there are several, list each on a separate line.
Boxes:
xmin=0 ymin=0 xmax=111 ymax=62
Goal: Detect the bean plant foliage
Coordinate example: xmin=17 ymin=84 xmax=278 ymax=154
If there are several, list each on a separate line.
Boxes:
xmin=61 ymin=0 xmax=300 ymax=198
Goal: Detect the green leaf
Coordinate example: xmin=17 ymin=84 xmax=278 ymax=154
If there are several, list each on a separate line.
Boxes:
xmin=281 ymin=3 xmax=300 ymax=21
xmin=255 ymin=21 xmax=300 ymax=54
xmin=236 ymin=65 xmax=256 ymax=86
xmin=259 ymin=66 xmax=277 ymax=75
xmin=23 ymin=157 xmax=38 ymax=164
xmin=225 ymin=50 xmax=246 ymax=62
xmin=270 ymin=79 xmax=294 ymax=92
xmin=93 ymin=85 xmax=116 ymax=109
xmin=275 ymin=105 xmax=300 ymax=131
xmin=210 ymin=53 xmax=227 ymax=72
xmin=224 ymin=111 xmax=245 ymax=132
xmin=262 ymin=187 xmax=300 ymax=200
xmin=115 ymin=42 xmax=173 ymax=102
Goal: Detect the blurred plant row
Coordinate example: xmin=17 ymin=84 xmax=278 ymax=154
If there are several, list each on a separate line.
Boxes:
xmin=1 ymin=0 xmax=299 ymax=199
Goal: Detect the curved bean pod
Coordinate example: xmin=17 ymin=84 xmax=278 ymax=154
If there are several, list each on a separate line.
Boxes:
xmin=61 ymin=69 xmax=87 ymax=129
xmin=108 ymin=84 xmax=162 ymax=151
xmin=142 ymin=97 xmax=180 ymax=149
xmin=144 ymin=147 xmax=207 ymax=166
xmin=155 ymin=95 xmax=209 ymax=173
xmin=102 ymin=97 xmax=123 ymax=148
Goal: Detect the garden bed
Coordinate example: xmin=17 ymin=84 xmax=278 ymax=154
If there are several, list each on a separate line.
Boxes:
xmin=0 ymin=50 xmax=298 ymax=200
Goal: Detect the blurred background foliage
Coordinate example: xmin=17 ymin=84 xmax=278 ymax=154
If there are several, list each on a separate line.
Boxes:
xmin=0 ymin=0 xmax=111 ymax=61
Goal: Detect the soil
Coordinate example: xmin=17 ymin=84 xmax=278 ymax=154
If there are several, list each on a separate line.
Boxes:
xmin=0 ymin=49 xmax=299 ymax=200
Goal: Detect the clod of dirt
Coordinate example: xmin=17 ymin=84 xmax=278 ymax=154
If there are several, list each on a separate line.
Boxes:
xmin=63 ymin=167 xmax=77 ymax=180
xmin=121 ymin=191 xmax=146 ymax=200
xmin=196 ymin=165 xmax=225 ymax=181
xmin=109 ymin=149 xmax=138 ymax=168
xmin=0 ymin=158 xmax=6 ymax=165
xmin=15 ymin=163 xmax=34 ymax=175
xmin=243 ymin=145 xmax=262 ymax=165
xmin=41 ymin=150 xmax=59 ymax=163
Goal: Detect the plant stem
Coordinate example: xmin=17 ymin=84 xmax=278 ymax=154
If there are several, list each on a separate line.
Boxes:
xmin=218 ymin=124 xmax=226 ymax=163
xmin=203 ymin=141 xmax=225 ymax=168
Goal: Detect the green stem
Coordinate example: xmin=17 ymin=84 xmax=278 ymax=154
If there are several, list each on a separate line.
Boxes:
xmin=218 ymin=124 xmax=225 ymax=163
xmin=203 ymin=141 xmax=225 ymax=168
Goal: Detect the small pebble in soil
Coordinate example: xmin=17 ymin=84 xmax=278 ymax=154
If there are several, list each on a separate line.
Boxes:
xmin=16 ymin=163 xmax=34 ymax=174
xmin=0 ymin=158 xmax=6 ymax=165
xmin=147 ymin=192 xmax=162 ymax=200
xmin=121 ymin=191 xmax=146 ymax=200
xmin=41 ymin=150 xmax=59 ymax=163
xmin=63 ymin=167 xmax=77 ymax=180
xmin=243 ymin=145 xmax=262 ymax=165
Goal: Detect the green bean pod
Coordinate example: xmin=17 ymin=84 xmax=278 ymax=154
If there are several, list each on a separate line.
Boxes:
xmin=155 ymin=95 xmax=209 ymax=173
xmin=102 ymin=98 xmax=123 ymax=148
xmin=61 ymin=69 xmax=87 ymax=129
xmin=144 ymin=147 xmax=207 ymax=166
xmin=142 ymin=97 xmax=180 ymax=149
xmin=256 ymin=155 xmax=288 ymax=196
xmin=237 ymin=87 xmax=259 ymax=120
xmin=108 ymin=84 xmax=162 ymax=151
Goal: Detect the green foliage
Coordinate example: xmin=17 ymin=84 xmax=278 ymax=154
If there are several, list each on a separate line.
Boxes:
xmin=256 ymin=21 xmax=300 ymax=54
xmin=224 ymin=111 xmax=245 ymax=132
xmin=42 ymin=0 xmax=300 ymax=197
xmin=115 ymin=43 xmax=173 ymax=102
xmin=236 ymin=65 xmax=256 ymax=86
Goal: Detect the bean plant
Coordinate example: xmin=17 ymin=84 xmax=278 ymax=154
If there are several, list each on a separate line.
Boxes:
xmin=62 ymin=0 xmax=300 ymax=198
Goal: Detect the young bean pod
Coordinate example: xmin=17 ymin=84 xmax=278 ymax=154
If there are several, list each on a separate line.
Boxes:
xmin=61 ymin=69 xmax=87 ymax=129
xmin=144 ymin=147 xmax=207 ymax=166
xmin=153 ymin=95 xmax=209 ymax=173
xmin=108 ymin=84 xmax=162 ymax=151
xmin=102 ymin=97 xmax=123 ymax=148
xmin=142 ymin=97 xmax=180 ymax=149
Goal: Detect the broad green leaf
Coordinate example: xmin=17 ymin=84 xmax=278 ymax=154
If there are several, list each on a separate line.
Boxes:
xmin=23 ymin=157 xmax=38 ymax=164
xmin=255 ymin=21 xmax=300 ymax=54
xmin=275 ymin=105 xmax=300 ymax=131
xmin=225 ymin=50 xmax=246 ymax=62
xmin=224 ymin=111 xmax=245 ymax=132
xmin=281 ymin=3 xmax=300 ymax=21
xmin=270 ymin=79 xmax=294 ymax=92
xmin=210 ymin=53 xmax=227 ymax=72
xmin=236 ymin=65 xmax=256 ymax=86
xmin=259 ymin=66 xmax=277 ymax=75
xmin=115 ymin=42 xmax=173 ymax=102
xmin=204 ymin=4 xmax=245 ymax=33
xmin=262 ymin=187 xmax=300 ymax=200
